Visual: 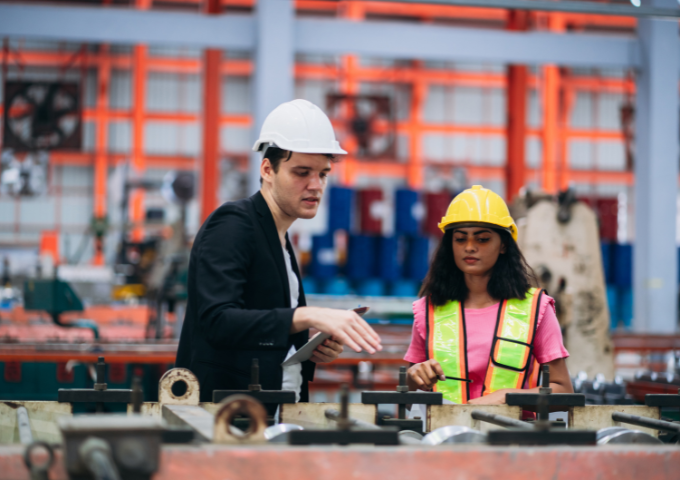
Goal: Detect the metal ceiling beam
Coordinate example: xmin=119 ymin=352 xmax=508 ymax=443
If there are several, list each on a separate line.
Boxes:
xmin=376 ymin=0 xmax=680 ymax=18
xmin=0 ymin=3 xmax=651 ymax=68
xmin=295 ymin=18 xmax=640 ymax=68
xmin=0 ymin=4 xmax=254 ymax=49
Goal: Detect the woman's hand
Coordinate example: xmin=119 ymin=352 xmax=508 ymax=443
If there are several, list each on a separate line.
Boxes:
xmin=407 ymin=360 xmax=446 ymax=391
xmin=310 ymin=339 xmax=344 ymax=363
xmin=468 ymin=389 xmax=511 ymax=405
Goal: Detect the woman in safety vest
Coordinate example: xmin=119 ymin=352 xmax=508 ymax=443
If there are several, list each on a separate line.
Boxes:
xmin=405 ymin=185 xmax=573 ymax=404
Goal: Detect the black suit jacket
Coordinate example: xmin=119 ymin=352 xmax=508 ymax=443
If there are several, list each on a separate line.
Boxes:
xmin=176 ymin=191 xmax=314 ymax=404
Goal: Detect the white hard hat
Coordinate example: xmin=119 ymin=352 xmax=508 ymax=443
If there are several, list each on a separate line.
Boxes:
xmin=252 ymin=99 xmax=347 ymax=155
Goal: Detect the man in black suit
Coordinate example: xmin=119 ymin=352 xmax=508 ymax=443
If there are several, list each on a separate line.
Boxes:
xmin=176 ymin=99 xmax=382 ymax=404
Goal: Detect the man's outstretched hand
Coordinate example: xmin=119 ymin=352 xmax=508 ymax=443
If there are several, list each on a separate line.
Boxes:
xmin=292 ymin=307 xmax=382 ymax=354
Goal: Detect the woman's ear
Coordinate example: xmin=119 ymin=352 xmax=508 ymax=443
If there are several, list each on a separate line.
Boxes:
xmin=500 ymin=239 xmax=507 ymax=254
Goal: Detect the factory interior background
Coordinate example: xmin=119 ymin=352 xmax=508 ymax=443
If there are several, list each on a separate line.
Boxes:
xmin=1 ymin=1 xmax=680 ymax=477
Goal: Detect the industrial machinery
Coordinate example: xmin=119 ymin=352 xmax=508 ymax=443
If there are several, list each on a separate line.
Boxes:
xmin=1 ymin=363 xmax=679 ymax=480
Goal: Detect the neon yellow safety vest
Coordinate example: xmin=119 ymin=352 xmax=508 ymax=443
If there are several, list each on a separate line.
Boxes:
xmin=426 ymin=288 xmax=543 ymax=404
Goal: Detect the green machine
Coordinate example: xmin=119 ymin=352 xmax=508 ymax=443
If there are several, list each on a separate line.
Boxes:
xmin=23 ymin=278 xmax=100 ymax=339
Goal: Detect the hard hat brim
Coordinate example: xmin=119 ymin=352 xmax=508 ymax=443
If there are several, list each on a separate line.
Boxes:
xmin=440 ymin=221 xmax=518 ymax=242
xmin=252 ymin=140 xmax=348 ymax=155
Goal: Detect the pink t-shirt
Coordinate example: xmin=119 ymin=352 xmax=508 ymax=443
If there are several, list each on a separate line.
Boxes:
xmin=404 ymin=293 xmax=569 ymax=400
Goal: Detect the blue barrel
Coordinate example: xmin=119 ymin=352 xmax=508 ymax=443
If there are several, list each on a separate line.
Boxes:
xmin=301 ymin=277 xmax=318 ymax=295
xmin=390 ymin=279 xmax=419 ymax=297
xmin=356 ymin=279 xmax=385 ymax=296
xmin=613 ymin=244 xmax=633 ymax=288
xmin=328 ymin=186 xmax=353 ymax=232
xmin=321 ymin=277 xmax=352 ymax=295
xmin=620 ymin=287 xmax=633 ymax=329
xmin=405 ymin=236 xmax=430 ymax=282
xmin=395 ymin=189 xmax=420 ymax=235
xmin=600 ymin=242 xmax=614 ymax=285
xmin=377 ymin=236 xmax=402 ymax=281
xmin=606 ymin=284 xmax=619 ymax=330
xmin=347 ymin=235 xmax=377 ymax=280
xmin=311 ymin=234 xmax=337 ymax=279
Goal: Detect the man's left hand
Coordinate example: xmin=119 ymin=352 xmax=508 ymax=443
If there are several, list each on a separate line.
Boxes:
xmin=310 ymin=339 xmax=344 ymax=363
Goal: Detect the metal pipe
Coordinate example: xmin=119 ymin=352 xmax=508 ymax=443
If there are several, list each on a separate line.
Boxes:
xmin=79 ymin=437 xmax=122 ymax=480
xmin=471 ymin=410 xmax=533 ymax=430
xmin=375 ymin=0 xmax=680 ymax=18
xmin=612 ymin=412 xmax=680 ymax=433
xmin=131 ymin=376 xmax=143 ymax=414
xmin=397 ymin=366 xmax=408 ymax=419
xmin=325 ymin=408 xmax=422 ymax=445
xmin=16 ymin=407 xmax=33 ymax=445
xmin=249 ymin=359 xmax=261 ymax=392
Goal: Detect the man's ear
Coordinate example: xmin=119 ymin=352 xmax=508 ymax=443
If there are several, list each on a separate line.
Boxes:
xmin=260 ymin=157 xmax=273 ymax=183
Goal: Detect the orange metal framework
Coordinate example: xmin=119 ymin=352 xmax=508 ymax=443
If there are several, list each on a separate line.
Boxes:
xmin=0 ymin=0 xmax=642 ymax=248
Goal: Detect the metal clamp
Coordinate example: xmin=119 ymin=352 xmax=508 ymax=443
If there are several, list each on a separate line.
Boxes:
xmin=58 ymin=357 xmax=132 ymax=412
xmin=361 ymin=366 xmax=442 ymax=433
xmin=212 ymin=359 xmax=296 ymax=405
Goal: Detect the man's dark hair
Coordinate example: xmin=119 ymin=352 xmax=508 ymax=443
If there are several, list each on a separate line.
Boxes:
xmin=419 ymin=229 xmax=537 ymax=306
xmin=260 ymin=146 xmax=339 ymax=184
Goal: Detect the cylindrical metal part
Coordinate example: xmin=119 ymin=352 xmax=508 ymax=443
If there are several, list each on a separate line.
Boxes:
xmin=338 ymin=384 xmax=350 ymax=430
xmin=249 ymin=358 xmax=261 ymax=392
xmin=596 ymin=427 xmax=662 ymax=445
xmin=79 ymin=437 xmax=122 ymax=480
xmin=16 ymin=407 xmax=33 ymax=445
xmin=131 ymin=376 xmax=143 ymax=414
xmin=397 ymin=366 xmax=408 ymax=393
xmin=536 ymin=390 xmax=550 ymax=424
xmin=94 ymin=357 xmax=107 ymax=391
xmin=538 ymin=364 xmax=552 ymax=395
xmin=612 ymin=412 xmax=680 ymax=433
xmin=470 ymin=410 xmax=533 ymax=430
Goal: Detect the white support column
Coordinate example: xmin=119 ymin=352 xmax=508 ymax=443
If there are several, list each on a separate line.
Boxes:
xmin=249 ymin=0 xmax=295 ymax=195
xmin=633 ymin=0 xmax=680 ymax=333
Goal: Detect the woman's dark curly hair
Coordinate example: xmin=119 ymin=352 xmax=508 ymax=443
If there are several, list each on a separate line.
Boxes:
xmin=419 ymin=228 xmax=537 ymax=306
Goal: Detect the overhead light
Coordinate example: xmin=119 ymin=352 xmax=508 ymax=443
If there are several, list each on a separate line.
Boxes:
xmin=630 ymin=0 xmax=641 ymax=7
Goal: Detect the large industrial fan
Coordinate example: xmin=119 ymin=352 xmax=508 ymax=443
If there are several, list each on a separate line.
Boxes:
xmin=326 ymin=93 xmax=396 ymax=159
xmin=2 ymin=81 xmax=82 ymax=151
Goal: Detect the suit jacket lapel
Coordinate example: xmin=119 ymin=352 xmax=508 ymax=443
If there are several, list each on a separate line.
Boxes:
xmin=285 ymin=234 xmax=306 ymax=307
xmin=253 ymin=191 xmax=291 ymax=307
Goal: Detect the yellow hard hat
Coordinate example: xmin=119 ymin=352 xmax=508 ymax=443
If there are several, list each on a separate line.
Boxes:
xmin=438 ymin=185 xmax=518 ymax=241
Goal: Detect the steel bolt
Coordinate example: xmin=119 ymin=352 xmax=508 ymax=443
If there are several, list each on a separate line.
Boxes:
xmin=249 ymin=359 xmax=262 ymax=392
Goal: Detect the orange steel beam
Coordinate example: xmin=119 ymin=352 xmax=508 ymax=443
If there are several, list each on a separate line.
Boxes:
xmin=130 ymin=43 xmax=147 ymax=243
xmin=540 ymin=14 xmax=564 ymax=194
xmin=93 ymin=44 xmax=111 ymax=266
xmin=50 ymin=152 xmax=198 ymax=170
xmin=505 ymin=9 xmax=529 ymax=202
xmin=43 ymin=150 xmax=641 ymax=186
xmin=8 ymin=50 xmax=640 ymax=92
xmin=337 ymin=0 xmax=364 ymax=186
xmin=201 ymin=0 xmax=222 ymax=223
xmin=130 ymin=0 xmax=151 ymax=243
xmin=408 ymin=61 xmax=426 ymax=189
xmin=558 ymin=81 xmax=576 ymax=191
